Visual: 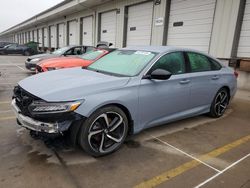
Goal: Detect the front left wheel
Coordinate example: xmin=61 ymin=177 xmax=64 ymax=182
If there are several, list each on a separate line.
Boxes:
xmin=78 ymin=106 xmax=128 ymax=157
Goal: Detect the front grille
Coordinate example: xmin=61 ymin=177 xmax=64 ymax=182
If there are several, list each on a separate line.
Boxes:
xmin=36 ymin=65 xmax=43 ymax=72
xmin=13 ymin=86 xmax=40 ymax=117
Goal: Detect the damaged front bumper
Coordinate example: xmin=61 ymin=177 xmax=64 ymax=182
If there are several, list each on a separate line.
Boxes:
xmin=11 ymin=99 xmax=80 ymax=134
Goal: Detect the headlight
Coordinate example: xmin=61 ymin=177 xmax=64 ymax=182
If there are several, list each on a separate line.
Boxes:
xmin=28 ymin=101 xmax=82 ymax=115
xmin=31 ymin=58 xmax=40 ymax=62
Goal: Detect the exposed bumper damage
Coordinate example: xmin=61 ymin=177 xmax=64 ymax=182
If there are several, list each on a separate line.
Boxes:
xmin=11 ymin=99 xmax=74 ymax=133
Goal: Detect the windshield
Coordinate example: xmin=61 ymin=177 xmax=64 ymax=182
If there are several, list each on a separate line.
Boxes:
xmin=88 ymin=50 xmax=157 ymax=76
xmin=79 ymin=50 xmax=105 ymax=60
xmin=52 ymin=46 xmax=70 ymax=55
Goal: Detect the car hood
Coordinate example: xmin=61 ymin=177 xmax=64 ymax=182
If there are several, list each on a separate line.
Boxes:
xmin=18 ymin=67 xmax=130 ymax=102
xmin=39 ymin=57 xmax=92 ymax=68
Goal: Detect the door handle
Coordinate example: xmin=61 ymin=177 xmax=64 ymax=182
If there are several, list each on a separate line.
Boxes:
xmin=212 ymin=75 xmax=219 ymax=80
xmin=179 ymin=79 xmax=190 ymax=84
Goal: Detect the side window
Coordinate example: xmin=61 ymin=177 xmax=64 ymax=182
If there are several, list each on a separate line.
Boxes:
xmin=8 ymin=44 xmax=17 ymax=49
xmin=149 ymin=52 xmax=186 ymax=75
xmin=86 ymin=46 xmax=95 ymax=52
xmin=209 ymin=58 xmax=222 ymax=70
xmin=72 ymin=47 xmax=83 ymax=55
xmin=187 ymin=52 xmax=212 ymax=72
xmin=65 ymin=49 xmax=73 ymax=55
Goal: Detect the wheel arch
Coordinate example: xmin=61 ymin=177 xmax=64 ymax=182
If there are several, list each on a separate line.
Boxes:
xmin=221 ymin=85 xmax=231 ymax=101
xmin=94 ymin=103 xmax=134 ymax=135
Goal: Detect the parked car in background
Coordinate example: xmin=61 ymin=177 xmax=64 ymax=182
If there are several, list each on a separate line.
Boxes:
xmin=0 ymin=43 xmax=35 ymax=56
xmin=36 ymin=48 xmax=116 ymax=73
xmin=11 ymin=46 xmax=237 ymax=157
xmin=25 ymin=45 xmax=95 ymax=71
xmin=0 ymin=42 xmax=14 ymax=48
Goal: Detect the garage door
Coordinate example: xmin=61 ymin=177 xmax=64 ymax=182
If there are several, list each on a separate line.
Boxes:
xmin=44 ymin=27 xmax=48 ymax=47
xmin=30 ymin=31 xmax=34 ymax=41
xmin=167 ymin=0 xmax=216 ymax=52
xmin=100 ymin=11 xmax=117 ymax=47
xmin=237 ymin=0 xmax=250 ymax=57
xmin=68 ymin=20 xmax=77 ymax=45
xmin=19 ymin=34 xmax=22 ymax=44
xmin=38 ymin=29 xmax=43 ymax=47
xmin=49 ymin=25 xmax=56 ymax=48
xmin=82 ymin=16 xmax=93 ymax=46
xmin=58 ymin=23 xmax=65 ymax=48
xmin=126 ymin=2 xmax=154 ymax=46
xmin=24 ymin=32 xmax=27 ymax=43
xmin=28 ymin=31 xmax=31 ymax=42
xmin=22 ymin=33 xmax=25 ymax=44
xmin=33 ymin=30 xmax=37 ymax=42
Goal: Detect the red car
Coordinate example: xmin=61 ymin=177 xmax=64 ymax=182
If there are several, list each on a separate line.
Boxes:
xmin=36 ymin=48 xmax=115 ymax=73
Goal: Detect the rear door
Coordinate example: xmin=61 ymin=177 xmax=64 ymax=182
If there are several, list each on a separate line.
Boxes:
xmin=139 ymin=51 xmax=190 ymax=129
xmin=185 ymin=52 xmax=222 ymax=110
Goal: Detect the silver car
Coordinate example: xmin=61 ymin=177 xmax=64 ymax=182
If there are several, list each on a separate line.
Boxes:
xmin=12 ymin=46 xmax=237 ymax=156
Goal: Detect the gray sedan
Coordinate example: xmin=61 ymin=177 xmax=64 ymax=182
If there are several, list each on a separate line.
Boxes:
xmin=12 ymin=46 xmax=237 ymax=156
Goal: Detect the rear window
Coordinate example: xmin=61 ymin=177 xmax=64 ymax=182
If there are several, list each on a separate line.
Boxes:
xmin=80 ymin=50 xmax=105 ymax=60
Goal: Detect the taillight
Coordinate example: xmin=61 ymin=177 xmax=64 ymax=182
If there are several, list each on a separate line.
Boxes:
xmin=234 ymin=71 xmax=238 ymax=78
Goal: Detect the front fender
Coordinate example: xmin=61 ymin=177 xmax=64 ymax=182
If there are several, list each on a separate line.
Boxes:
xmin=74 ymin=86 xmax=139 ymax=132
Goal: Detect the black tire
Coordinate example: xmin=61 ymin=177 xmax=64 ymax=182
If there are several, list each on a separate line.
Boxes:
xmin=78 ymin=106 xmax=128 ymax=157
xmin=209 ymin=88 xmax=229 ymax=118
xmin=24 ymin=51 xmax=31 ymax=56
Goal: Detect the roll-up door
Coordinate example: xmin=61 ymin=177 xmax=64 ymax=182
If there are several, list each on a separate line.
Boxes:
xmin=126 ymin=2 xmax=154 ymax=46
xmin=68 ymin=20 xmax=77 ymax=45
xmin=100 ymin=11 xmax=117 ymax=47
xmin=22 ymin=33 xmax=24 ymax=44
xmin=167 ymin=0 xmax=216 ymax=52
xmin=58 ymin=23 xmax=65 ymax=48
xmin=19 ymin=33 xmax=22 ymax=44
xmin=49 ymin=25 xmax=56 ymax=48
xmin=38 ymin=29 xmax=43 ymax=47
xmin=30 ymin=31 xmax=34 ymax=41
xmin=34 ymin=30 xmax=37 ymax=42
xmin=44 ymin=27 xmax=48 ymax=47
xmin=82 ymin=16 xmax=93 ymax=46
xmin=27 ymin=31 xmax=30 ymax=42
xmin=237 ymin=0 xmax=250 ymax=57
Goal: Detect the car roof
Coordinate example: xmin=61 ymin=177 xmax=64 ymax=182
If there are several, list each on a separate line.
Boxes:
xmin=122 ymin=45 xmax=207 ymax=54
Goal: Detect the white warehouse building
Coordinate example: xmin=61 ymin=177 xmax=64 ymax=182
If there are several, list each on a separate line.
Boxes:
xmin=0 ymin=0 xmax=250 ymax=60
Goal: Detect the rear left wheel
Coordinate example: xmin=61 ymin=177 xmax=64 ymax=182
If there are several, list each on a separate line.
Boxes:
xmin=78 ymin=106 xmax=128 ymax=157
xmin=209 ymin=88 xmax=229 ymax=118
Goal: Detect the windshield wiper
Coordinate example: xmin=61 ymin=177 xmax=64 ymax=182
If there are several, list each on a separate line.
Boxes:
xmin=85 ymin=67 xmax=127 ymax=77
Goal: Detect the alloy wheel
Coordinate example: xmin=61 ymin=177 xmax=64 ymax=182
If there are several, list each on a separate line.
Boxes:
xmin=214 ymin=91 xmax=228 ymax=116
xmin=88 ymin=111 xmax=126 ymax=153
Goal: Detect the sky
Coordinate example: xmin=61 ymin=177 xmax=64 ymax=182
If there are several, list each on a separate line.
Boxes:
xmin=0 ymin=0 xmax=64 ymax=33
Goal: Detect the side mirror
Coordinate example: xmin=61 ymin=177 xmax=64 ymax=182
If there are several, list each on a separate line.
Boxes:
xmin=143 ymin=69 xmax=172 ymax=80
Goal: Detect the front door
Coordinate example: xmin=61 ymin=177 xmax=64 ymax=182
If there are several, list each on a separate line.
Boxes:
xmin=138 ymin=51 xmax=190 ymax=129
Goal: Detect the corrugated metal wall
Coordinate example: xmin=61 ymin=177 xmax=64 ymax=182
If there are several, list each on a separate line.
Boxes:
xmin=237 ymin=0 xmax=250 ymax=58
